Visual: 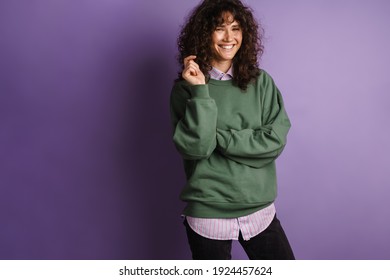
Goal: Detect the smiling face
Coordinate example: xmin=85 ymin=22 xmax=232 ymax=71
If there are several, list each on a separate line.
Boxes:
xmin=211 ymin=12 xmax=242 ymax=72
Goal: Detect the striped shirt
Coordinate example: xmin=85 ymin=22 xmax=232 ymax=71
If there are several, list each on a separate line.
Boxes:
xmin=185 ymin=66 xmax=276 ymax=241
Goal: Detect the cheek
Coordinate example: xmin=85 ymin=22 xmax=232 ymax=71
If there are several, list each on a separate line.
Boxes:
xmin=212 ymin=31 xmax=222 ymax=41
xmin=237 ymin=33 xmax=243 ymax=42
xmin=237 ymin=36 xmax=243 ymax=47
xmin=210 ymin=36 xmax=218 ymax=50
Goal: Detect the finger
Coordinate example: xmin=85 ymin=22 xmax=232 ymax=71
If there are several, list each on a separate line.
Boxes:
xmin=185 ymin=62 xmax=201 ymax=76
xmin=184 ymin=55 xmax=197 ymax=65
xmin=187 ymin=60 xmax=200 ymax=69
xmin=183 ymin=65 xmax=199 ymax=77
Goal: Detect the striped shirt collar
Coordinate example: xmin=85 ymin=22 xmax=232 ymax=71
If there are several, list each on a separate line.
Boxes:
xmin=209 ymin=65 xmax=233 ymax=80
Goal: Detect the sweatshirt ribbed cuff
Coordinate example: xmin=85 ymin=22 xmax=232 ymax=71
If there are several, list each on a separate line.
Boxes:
xmin=190 ymin=84 xmax=209 ymax=99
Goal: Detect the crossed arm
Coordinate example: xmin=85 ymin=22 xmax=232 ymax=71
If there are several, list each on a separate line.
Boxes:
xmin=170 ymin=73 xmax=290 ymax=168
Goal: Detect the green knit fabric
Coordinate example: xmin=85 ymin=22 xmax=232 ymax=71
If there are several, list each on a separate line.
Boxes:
xmin=170 ymin=70 xmax=291 ymax=218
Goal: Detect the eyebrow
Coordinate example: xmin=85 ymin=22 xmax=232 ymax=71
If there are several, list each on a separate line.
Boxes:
xmin=218 ymin=21 xmax=240 ymax=27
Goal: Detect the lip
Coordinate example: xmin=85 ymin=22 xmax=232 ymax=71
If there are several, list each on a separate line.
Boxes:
xmin=219 ymin=44 xmax=235 ymax=50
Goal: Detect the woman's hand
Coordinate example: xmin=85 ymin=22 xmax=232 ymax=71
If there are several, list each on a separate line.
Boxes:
xmin=182 ymin=55 xmax=206 ymax=85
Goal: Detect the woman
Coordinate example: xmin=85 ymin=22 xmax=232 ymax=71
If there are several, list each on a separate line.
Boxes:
xmin=170 ymin=0 xmax=295 ymax=260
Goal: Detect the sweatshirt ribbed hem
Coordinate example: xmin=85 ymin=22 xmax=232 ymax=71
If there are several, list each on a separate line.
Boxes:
xmin=183 ymin=201 xmax=274 ymax=218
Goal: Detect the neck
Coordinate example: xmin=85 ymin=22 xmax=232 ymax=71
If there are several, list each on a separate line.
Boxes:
xmin=211 ymin=60 xmax=232 ymax=73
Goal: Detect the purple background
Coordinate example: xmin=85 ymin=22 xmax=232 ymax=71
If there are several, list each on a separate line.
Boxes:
xmin=1 ymin=0 xmax=389 ymax=260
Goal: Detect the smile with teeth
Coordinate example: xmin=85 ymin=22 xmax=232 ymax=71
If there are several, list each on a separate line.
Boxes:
xmin=220 ymin=45 xmax=234 ymax=49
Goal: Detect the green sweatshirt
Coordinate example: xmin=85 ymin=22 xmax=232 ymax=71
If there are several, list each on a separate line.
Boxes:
xmin=170 ymin=70 xmax=291 ymax=218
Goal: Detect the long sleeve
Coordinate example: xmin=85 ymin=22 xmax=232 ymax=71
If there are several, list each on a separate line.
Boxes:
xmin=170 ymin=82 xmax=218 ymax=160
xmin=216 ymin=74 xmax=291 ymax=168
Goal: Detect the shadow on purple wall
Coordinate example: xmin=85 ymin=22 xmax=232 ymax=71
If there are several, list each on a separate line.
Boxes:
xmin=118 ymin=35 xmax=191 ymax=259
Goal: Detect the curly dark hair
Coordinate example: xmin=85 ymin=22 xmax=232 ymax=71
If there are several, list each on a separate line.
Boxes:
xmin=177 ymin=0 xmax=264 ymax=90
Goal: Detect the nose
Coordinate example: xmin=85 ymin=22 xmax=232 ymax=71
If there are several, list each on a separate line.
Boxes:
xmin=224 ymin=29 xmax=233 ymax=41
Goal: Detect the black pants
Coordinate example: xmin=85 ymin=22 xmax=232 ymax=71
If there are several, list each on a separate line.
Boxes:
xmin=184 ymin=215 xmax=295 ymax=260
